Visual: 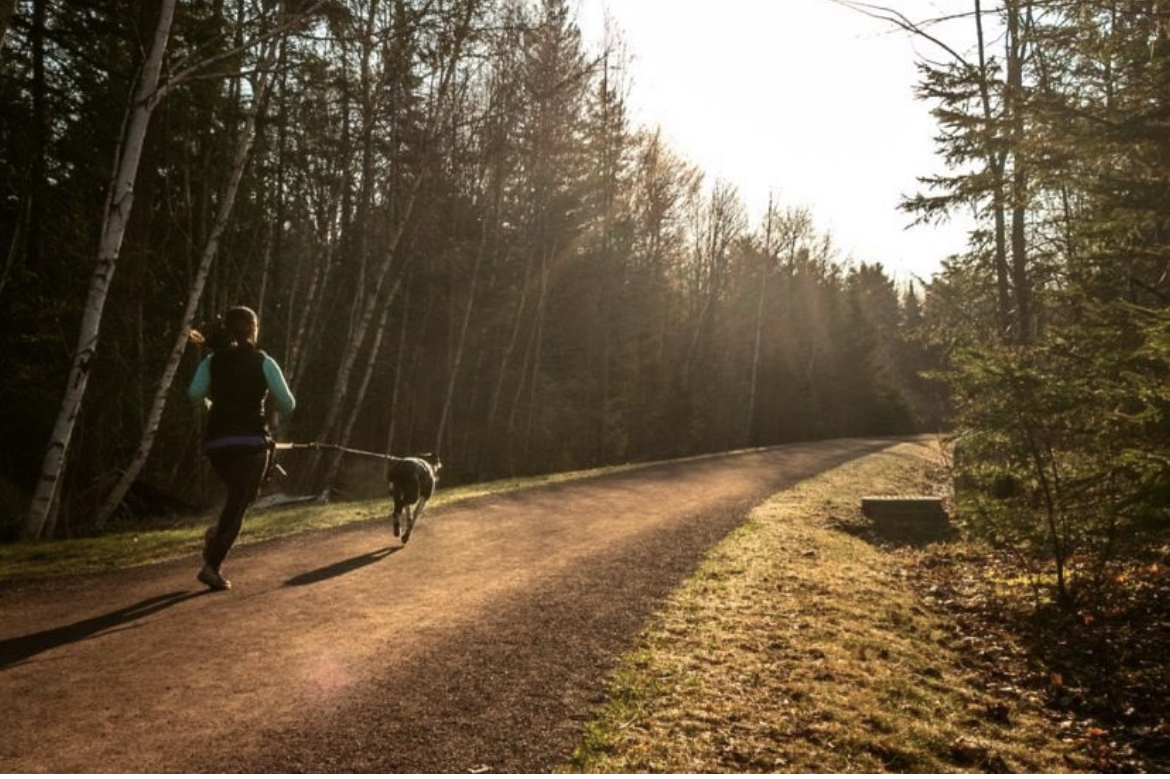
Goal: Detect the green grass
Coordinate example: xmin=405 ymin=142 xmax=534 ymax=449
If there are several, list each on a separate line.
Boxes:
xmin=562 ymin=440 xmax=1088 ymax=774
xmin=0 ymin=464 xmax=641 ymax=583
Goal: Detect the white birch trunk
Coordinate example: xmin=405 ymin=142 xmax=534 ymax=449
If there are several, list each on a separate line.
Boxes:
xmin=305 ymin=1 xmax=475 ymax=485
xmin=322 ymin=277 xmax=401 ymax=488
xmin=434 ymin=232 xmax=486 ymax=453
xmin=383 ymin=280 xmax=411 ymax=457
xmin=23 ymin=0 xmax=177 ymax=541
xmin=303 ymin=185 xmax=419 ymax=484
xmin=285 ymin=177 xmax=344 ymax=386
xmin=93 ymin=36 xmax=280 ymax=529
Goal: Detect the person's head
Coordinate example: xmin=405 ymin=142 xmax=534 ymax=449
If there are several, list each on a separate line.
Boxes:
xmin=189 ymin=306 xmax=259 ymax=351
xmin=222 ymin=306 xmax=258 ymax=345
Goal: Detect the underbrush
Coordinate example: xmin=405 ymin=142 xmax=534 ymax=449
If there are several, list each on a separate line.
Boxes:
xmin=565 ymin=440 xmax=1107 ymax=773
xmin=902 ymin=545 xmax=1170 ymax=772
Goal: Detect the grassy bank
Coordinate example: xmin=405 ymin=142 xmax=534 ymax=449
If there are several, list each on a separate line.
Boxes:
xmin=564 ymin=440 xmax=1088 ymax=773
xmin=0 ymin=466 xmax=631 ymax=583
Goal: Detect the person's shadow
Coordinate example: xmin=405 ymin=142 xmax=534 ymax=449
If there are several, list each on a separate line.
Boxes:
xmin=283 ymin=546 xmax=399 ymax=587
xmin=0 ymin=548 xmax=401 ymax=668
xmin=0 ymin=590 xmax=206 ymax=669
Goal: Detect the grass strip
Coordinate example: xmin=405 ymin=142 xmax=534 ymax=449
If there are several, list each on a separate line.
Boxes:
xmin=564 ymin=440 xmax=1088 ymax=773
xmin=0 ymin=465 xmax=641 ymax=583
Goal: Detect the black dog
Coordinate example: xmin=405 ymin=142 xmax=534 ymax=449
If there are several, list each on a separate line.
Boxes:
xmin=386 ymin=453 xmax=441 ymax=543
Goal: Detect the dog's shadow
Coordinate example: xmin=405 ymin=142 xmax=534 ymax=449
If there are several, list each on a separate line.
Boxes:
xmin=283 ymin=546 xmax=399 ymax=587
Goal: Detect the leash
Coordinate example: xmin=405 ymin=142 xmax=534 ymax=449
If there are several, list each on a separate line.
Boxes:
xmin=273 ymin=441 xmax=402 ymax=462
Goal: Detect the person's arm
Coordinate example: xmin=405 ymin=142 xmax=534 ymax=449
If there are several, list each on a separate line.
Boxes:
xmin=262 ymin=355 xmax=296 ymax=415
xmin=187 ymin=355 xmax=212 ymax=407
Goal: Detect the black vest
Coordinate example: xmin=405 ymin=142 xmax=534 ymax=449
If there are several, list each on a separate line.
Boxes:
xmin=206 ymin=346 xmax=270 ymax=441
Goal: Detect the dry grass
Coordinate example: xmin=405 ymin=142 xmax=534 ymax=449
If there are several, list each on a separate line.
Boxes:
xmin=565 ymin=440 xmax=1090 ymax=773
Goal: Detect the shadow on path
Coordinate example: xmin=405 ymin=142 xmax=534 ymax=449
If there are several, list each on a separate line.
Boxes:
xmin=284 ymin=546 xmax=399 ymax=587
xmin=0 ymin=590 xmax=206 ymax=669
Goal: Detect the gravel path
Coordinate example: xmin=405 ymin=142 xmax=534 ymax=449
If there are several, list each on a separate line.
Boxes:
xmin=0 ymin=438 xmax=895 ymax=773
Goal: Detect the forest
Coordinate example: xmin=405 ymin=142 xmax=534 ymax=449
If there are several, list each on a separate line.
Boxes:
xmin=1 ymin=0 xmax=1167 ymax=605
xmin=1 ymin=0 xmax=941 ymax=541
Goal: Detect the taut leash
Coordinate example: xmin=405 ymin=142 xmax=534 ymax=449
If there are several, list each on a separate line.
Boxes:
xmin=273 ymin=441 xmax=401 ymax=462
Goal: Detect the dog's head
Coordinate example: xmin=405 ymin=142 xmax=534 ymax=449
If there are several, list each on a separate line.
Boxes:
xmin=419 ymin=452 xmax=442 ymax=472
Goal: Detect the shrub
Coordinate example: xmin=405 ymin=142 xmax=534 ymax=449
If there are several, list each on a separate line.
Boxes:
xmin=949 ymin=303 xmax=1170 ymax=608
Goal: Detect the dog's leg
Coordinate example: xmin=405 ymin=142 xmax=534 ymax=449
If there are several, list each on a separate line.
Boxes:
xmin=400 ymin=472 xmax=423 ymax=543
xmin=391 ymin=492 xmax=402 ymax=538
xmin=402 ymin=497 xmax=428 ymax=543
xmin=401 ymin=505 xmax=415 ymax=543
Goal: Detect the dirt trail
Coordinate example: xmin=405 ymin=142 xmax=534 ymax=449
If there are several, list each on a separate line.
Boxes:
xmin=0 ymin=438 xmax=896 ymax=773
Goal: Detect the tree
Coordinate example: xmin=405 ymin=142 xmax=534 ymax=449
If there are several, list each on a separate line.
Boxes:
xmin=93 ymin=10 xmax=290 ymax=530
xmin=22 ymin=0 xmax=179 ymax=541
xmin=2 ymin=0 xmax=952 ymax=539
xmin=306 ymin=0 xmax=483 ymax=490
xmin=950 ymin=303 xmax=1170 ymax=607
xmin=912 ymin=0 xmax=1170 ymax=607
xmin=21 ymin=0 xmax=339 ymax=538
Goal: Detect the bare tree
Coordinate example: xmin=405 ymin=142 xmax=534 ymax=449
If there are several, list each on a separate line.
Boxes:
xmin=681 ymin=179 xmax=746 ymax=393
xmin=306 ymin=0 xmax=482 ymax=487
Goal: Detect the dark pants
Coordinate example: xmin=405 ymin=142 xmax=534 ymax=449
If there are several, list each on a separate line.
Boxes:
xmin=203 ymin=447 xmax=269 ymax=571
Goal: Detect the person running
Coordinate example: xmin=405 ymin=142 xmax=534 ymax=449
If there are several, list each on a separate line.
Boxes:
xmin=187 ymin=306 xmax=295 ymax=591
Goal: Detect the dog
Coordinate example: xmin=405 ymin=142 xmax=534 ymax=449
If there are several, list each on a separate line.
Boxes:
xmin=386 ymin=453 xmax=441 ymax=543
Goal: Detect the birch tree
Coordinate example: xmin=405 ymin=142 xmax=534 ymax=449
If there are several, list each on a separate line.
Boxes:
xmin=306 ymin=0 xmax=482 ymax=488
xmin=22 ymin=0 xmax=178 ymax=541
xmin=23 ymin=0 xmax=334 ymax=538
xmin=93 ymin=25 xmax=286 ymax=529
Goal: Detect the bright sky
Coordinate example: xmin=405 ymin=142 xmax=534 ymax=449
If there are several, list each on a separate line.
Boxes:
xmin=575 ymin=0 xmax=975 ymax=284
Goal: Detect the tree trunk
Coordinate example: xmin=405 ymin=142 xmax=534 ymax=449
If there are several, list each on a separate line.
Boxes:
xmin=23 ymin=0 xmax=177 ymax=541
xmin=485 ymin=249 xmax=533 ymax=472
xmin=28 ymin=0 xmax=45 ymax=271
xmin=506 ymin=245 xmax=551 ymax=471
xmin=0 ymin=189 xmax=27 ymax=300
xmin=1005 ymin=0 xmax=1033 ymax=344
xmin=745 ymin=197 xmax=774 ymax=447
xmin=303 ymin=181 xmax=421 ymax=485
xmin=93 ymin=34 xmax=281 ymax=529
xmin=285 ymin=182 xmax=343 ymax=386
xmin=974 ymin=0 xmax=1013 ymax=340
xmin=256 ymin=220 xmax=275 ymax=325
xmin=434 ymin=219 xmax=487 ymax=455
xmin=384 ymin=278 xmax=411 ymax=456
xmin=322 ymin=273 xmax=406 ymax=487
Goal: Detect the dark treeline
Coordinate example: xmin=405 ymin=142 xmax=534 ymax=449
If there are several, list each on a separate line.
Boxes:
xmin=0 ymin=0 xmax=940 ymax=541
